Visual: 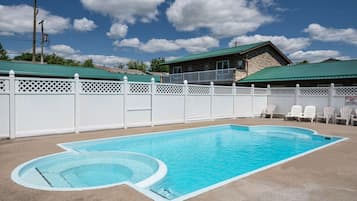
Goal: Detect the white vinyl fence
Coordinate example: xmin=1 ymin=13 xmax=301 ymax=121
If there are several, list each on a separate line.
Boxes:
xmin=1 ymin=71 xmax=356 ymax=139
xmin=268 ymin=84 xmax=357 ymax=115
xmin=0 ymin=72 xmax=266 ymax=139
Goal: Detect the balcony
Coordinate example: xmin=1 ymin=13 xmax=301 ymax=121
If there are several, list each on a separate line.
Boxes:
xmin=162 ymin=68 xmax=238 ymax=84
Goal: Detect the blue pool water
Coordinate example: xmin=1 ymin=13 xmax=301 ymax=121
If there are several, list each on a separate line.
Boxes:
xmin=13 ymin=125 xmax=343 ymax=200
xmin=62 ymin=125 xmax=341 ymax=199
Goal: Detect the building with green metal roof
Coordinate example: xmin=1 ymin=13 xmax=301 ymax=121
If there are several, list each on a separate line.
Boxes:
xmin=239 ymin=60 xmax=357 ymax=87
xmin=162 ymin=41 xmax=291 ymax=85
xmin=0 ymin=60 xmax=160 ymax=82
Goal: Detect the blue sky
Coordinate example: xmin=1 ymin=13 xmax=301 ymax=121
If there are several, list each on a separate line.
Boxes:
xmin=0 ymin=0 xmax=356 ymax=67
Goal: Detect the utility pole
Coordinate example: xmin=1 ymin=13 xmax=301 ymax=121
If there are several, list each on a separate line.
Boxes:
xmin=32 ymin=0 xmax=38 ymax=63
xmin=39 ymin=20 xmax=44 ymax=64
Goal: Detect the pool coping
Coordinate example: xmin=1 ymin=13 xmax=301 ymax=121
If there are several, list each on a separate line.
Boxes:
xmin=11 ymin=124 xmax=348 ymax=201
xmin=11 ymin=151 xmax=168 ymax=191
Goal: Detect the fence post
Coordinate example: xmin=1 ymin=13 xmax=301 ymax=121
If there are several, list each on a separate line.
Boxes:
xmin=232 ymin=82 xmax=236 ymax=119
xmin=329 ymin=83 xmax=335 ymax=107
xmin=74 ymin=73 xmax=80 ymax=133
xmin=151 ymin=77 xmax=155 ymax=127
xmin=295 ymin=84 xmax=300 ymax=105
xmin=210 ymin=81 xmax=214 ymax=121
xmin=251 ymin=84 xmax=255 ymax=117
xmin=9 ymin=70 xmax=15 ymax=139
xmin=123 ymin=76 xmax=128 ymax=129
xmin=183 ymin=80 xmax=188 ymax=123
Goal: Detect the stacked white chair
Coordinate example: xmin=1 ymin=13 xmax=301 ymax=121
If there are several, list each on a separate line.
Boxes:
xmin=298 ymin=105 xmax=316 ymax=123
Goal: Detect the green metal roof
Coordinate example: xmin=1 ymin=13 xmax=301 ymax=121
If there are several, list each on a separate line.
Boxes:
xmin=0 ymin=61 xmax=159 ymax=82
xmin=165 ymin=41 xmax=270 ymax=64
xmin=239 ymin=60 xmax=357 ymax=83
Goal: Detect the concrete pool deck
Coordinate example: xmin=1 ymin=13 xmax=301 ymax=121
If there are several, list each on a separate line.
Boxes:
xmin=0 ymin=118 xmax=356 ymax=201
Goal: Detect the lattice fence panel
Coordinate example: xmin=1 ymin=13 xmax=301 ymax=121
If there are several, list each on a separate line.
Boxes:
xmin=300 ymin=87 xmax=329 ymax=96
xmin=128 ymin=83 xmax=151 ymax=94
xmin=16 ymin=79 xmax=74 ymax=94
xmin=335 ymin=87 xmax=357 ymax=96
xmin=80 ymin=81 xmax=122 ymax=94
xmin=270 ymin=88 xmax=295 ymax=95
xmin=254 ymin=88 xmax=268 ymax=95
xmin=156 ymin=83 xmax=183 ymax=95
xmin=188 ymin=85 xmax=210 ymax=95
xmin=214 ymin=86 xmax=233 ymax=95
xmin=0 ymin=79 xmax=9 ymax=93
xmin=236 ymin=87 xmax=251 ymax=95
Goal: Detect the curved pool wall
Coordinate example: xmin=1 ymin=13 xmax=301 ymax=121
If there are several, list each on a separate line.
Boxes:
xmin=12 ymin=124 xmax=345 ymax=200
xmin=12 ymin=151 xmax=167 ymax=191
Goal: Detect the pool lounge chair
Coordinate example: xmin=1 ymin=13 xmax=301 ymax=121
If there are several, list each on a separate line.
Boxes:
xmin=298 ymin=105 xmax=316 ymax=123
xmin=335 ymin=106 xmax=353 ymax=125
xmin=285 ymin=105 xmax=302 ymax=120
xmin=262 ymin=104 xmax=276 ymax=119
xmin=351 ymin=108 xmax=357 ymax=126
xmin=317 ymin=106 xmax=335 ymax=124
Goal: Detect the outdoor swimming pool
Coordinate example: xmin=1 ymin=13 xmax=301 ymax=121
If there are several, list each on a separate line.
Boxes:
xmin=12 ymin=125 xmax=344 ymax=200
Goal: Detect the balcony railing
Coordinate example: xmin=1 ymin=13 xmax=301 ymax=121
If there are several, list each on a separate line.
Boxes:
xmin=162 ymin=68 xmax=236 ymax=83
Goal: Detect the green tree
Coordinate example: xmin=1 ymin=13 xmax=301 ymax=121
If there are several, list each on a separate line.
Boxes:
xmin=14 ymin=52 xmax=40 ymax=61
xmin=82 ymin=59 xmax=94 ymax=67
xmin=127 ymin=60 xmax=147 ymax=72
xmin=150 ymin=57 xmax=169 ymax=72
xmin=0 ymin=43 xmax=9 ymax=60
xmin=117 ymin=63 xmax=125 ymax=69
xmin=45 ymin=53 xmax=65 ymax=65
xmin=297 ymin=60 xmax=309 ymax=65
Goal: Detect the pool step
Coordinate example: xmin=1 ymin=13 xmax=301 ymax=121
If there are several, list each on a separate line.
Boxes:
xmin=152 ymin=187 xmax=178 ymax=200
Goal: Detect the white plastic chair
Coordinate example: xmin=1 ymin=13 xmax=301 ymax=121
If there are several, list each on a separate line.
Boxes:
xmin=335 ymin=106 xmax=353 ymax=125
xmin=298 ymin=105 xmax=316 ymax=123
xmin=262 ymin=104 xmax=276 ymax=119
xmin=285 ymin=105 xmax=302 ymax=120
xmin=317 ymin=106 xmax=335 ymax=124
xmin=351 ymin=108 xmax=357 ymax=126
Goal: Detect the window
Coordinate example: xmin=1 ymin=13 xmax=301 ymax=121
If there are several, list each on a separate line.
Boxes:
xmin=173 ymin=66 xmax=182 ymax=74
xmin=216 ymin=60 xmax=230 ymax=70
xmin=237 ymin=60 xmax=245 ymax=69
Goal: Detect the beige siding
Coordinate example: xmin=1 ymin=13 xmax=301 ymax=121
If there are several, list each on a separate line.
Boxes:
xmin=246 ymin=50 xmax=282 ymax=76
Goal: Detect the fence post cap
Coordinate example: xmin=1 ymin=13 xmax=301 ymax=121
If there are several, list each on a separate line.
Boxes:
xmin=330 ymin=83 xmax=334 ymax=87
xmin=9 ymin=70 xmax=15 ymax=76
xmin=123 ymin=76 xmax=128 ymax=81
xmin=267 ymin=84 xmax=270 ymax=88
xmin=296 ymin=83 xmax=300 ymax=87
xmin=210 ymin=81 xmax=214 ymax=86
xmin=251 ymin=84 xmax=255 ymax=88
xmin=232 ymin=82 xmax=236 ymax=86
xmin=74 ymin=73 xmax=79 ymax=79
xmin=151 ymin=77 xmax=155 ymax=82
xmin=183 ymin=80 xmax=188 ymax=85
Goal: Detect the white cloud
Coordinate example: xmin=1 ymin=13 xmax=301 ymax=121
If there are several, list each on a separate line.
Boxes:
xmin=175 ymin=36 xmax=219 ymax=53
xmin=0 ymin=4 xmax=70 ymax=35
xmin=165 ymin=56 xmax=179 ymax=61
xmin=106 ymin=23 xmax=128 ymax=38
xmin=166 ymin=0 xmax=274 ymax=37
xmin=74 ymin=54 xmax=131 ymax=67
xmin=73 ymin=17 xmax=97 ymax=32
xmin=229 ymin=34 xmax=311 ymax=53
xmin=288 ymin=50 xmax=350 ymax=63
xmin=80 ymin=0 xmax=165 ymax=24
xmin=50 ymin=44 xmax=80 ymax=57
xmin=304 ymin=23 xmax=357 ymax=45
xmin=24 ymin=44 xmax=131 ymax=67
xmin=113 ymin=38 xmax=141 ymax=48
xmin=114 ymin=36 xmax=219 ymax=53
xmin=140 ymin=39 xmax=181 ymax=53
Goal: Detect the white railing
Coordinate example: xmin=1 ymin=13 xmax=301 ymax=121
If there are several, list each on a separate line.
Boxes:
xmin=1 ymin=71 xmax=356 ymax=139
xmin=162 ymin=68 xmax=236 ymax=83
